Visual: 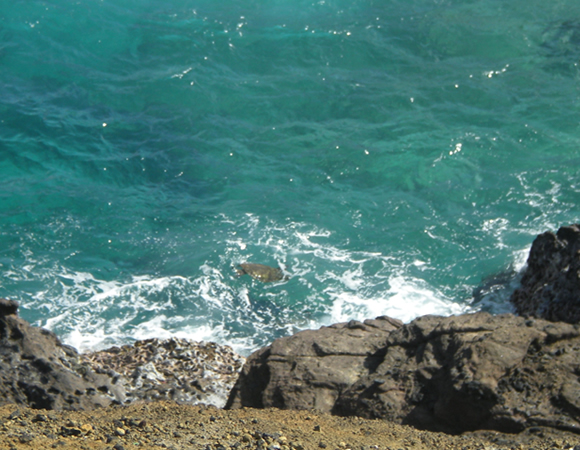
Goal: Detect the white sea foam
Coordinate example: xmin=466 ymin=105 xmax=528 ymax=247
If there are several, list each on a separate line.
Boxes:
xmin=323 ymin=272 xmax=469 ymax=326
xmin=8 ymin=213 xmax=533 ymax=357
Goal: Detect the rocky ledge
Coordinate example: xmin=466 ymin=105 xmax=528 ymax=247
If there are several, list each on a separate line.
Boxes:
xmin=226 ymin=312 xmax=580 ymax=434
xmin=0 ymin=298 xmax=243 ymax=411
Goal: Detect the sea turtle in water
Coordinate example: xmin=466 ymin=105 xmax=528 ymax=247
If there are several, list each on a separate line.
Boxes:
xmin=235 ymin=263 xmax=288 ymax=283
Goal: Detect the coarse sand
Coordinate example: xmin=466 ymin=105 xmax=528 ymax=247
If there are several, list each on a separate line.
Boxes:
xmin=0 ymin=401 xmax=578 ymax=450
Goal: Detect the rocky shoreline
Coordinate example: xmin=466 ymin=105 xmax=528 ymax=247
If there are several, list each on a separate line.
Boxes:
xmin=226 ymin=224 xmax=580 ymax=435
xmin=82 ymin=338 xmax=244 ymax=408
xmin=0 ymin=224 xmax=579 ymax=449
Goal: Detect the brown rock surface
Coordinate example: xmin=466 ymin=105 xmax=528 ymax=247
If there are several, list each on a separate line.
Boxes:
xmin=511 ymin=224 xmax=580 ymax=323
xmin=227 ymin=312 xmax=580 ymax=435
xmin=226 ymin=316 xmax=403 ymax=411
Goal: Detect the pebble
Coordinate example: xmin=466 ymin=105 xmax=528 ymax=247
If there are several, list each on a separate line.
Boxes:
xmin=60 ymin=426 xmax=82 ymax=437
xmin=33 ymin=414 xmax=48 ymax=423
xmin=19 ymin=432 xmax=34 ymax=443
xmin=115 ymin=427 xmax=126 ymax=436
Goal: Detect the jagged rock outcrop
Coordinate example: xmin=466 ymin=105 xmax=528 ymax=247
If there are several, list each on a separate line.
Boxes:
xmin=226 ymin=312 xmax=580 ymax=434
xmin=510 ymin=224 xmax=580 ymax=323
xmin=0 ymin=299 xmax=123 ymax=410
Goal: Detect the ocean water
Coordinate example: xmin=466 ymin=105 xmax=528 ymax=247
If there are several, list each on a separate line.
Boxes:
xmin=1 ymin=0 xmax=579 ymax=356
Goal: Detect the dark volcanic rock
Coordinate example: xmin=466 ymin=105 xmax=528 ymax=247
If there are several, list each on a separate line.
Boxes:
xmin=510 ymin=224 xmax=580 ymax=323
xmin=227 ymin=312 xmax=580 ymax=434
xmin=0 ymin=299 xmax=123 ymax=410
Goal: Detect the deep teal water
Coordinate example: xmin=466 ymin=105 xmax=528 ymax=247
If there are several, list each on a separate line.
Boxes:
xmin=1 ymin=0 xmax=579 ymax=355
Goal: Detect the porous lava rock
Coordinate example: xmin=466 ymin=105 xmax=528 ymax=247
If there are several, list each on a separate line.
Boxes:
xmin=510 ymin=224 xmax=580 ymax=323
xmin=0 ymin=299 xmax=123 ymax=410
xmin=227 ymin=312 xmax=580 ymax=435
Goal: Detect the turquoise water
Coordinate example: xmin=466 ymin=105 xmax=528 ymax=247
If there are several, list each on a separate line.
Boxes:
xmin=1 ymin=0 xmax=579 ymax=355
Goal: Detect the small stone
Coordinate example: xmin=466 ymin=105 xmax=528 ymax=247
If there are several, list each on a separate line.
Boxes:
xmin=124 ymin=418 xmax=140 ymax=428
xmin=318 ymin=442 xmax=327 ymax=449
xmin=113 ymin=444 xmax=126 ymax=450
xmin=242 ymin=433 xmax=253 ymax=443
xmin=80 ymin=424 xmax=93 ymax=433
xmin=313 ymin=425 xmax=321 ymax=432
xmin=115 ymin=427 xmax=126 ymax=436
xmin=19 ymin=433 xmax=34 ymax=443
xmin=60 ymin=427 xmax=82 ymax=437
